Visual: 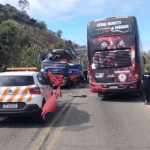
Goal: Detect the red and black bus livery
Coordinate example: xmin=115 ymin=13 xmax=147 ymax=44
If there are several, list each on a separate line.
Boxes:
xmin=87 ymin=16 xmax=144 ymax=95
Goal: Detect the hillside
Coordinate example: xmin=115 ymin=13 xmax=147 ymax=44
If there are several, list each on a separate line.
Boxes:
xmin=25 ymin=24 xmax=65 ymax=48
xmin=0 ymin=4 xmax=78 ymax=68
xmin=0 ymin=4 xmax=66 ymax=48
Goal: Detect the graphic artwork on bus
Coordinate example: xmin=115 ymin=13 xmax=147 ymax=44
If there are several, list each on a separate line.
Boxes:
xmin=87 ymin=16 xmax=144 ymax=94
xmin=90 ymin=34 xmax=136 ymax=84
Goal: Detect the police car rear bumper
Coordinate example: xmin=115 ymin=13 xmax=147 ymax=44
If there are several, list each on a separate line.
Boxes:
xmin=0 ymin=103 xmax=42 ymax=116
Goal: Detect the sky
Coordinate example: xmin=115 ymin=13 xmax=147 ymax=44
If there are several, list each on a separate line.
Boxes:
xmin=0 ymin=0 xmax=150 ymax=52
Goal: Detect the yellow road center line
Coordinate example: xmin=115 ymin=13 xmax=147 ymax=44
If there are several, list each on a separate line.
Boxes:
xmin=32 ymin=128 xmax=53 ymax=150
xmin=32 ymin=90 xmax=84 ymax=150
xmin=46 ymin=103 xmax=74 ymax=150
xmin=31 ymin=102 xmax=70 ymax=150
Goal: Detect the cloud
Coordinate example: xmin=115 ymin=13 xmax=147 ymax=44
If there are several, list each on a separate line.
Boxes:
xmin=1 ymin=0 xmax=146 ymax=22
xmin=89 ymin=0 xmax=109 ymax=6
xmin=119 ymin=0 xmax=145 ymax=14
xmin=143 ymin=47 xmax=150 ymax=53
xmin=0 ymin=0 xmax=4 ymax=4
xmin=1 ymin=0 xmax=19 ymax=9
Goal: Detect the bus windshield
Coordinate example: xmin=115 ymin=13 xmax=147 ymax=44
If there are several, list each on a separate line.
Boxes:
xmin=89 ymin=34 xmax=135 ymax=67
xmin=93 ymin=49 xmax=132 ymax=68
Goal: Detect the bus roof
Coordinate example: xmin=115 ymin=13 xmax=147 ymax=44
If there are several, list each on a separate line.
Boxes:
xmin=89 ymin=16 xmax=133 ymax=24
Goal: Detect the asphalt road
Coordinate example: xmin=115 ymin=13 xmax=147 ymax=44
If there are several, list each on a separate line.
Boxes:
xmin=0 ymin=86 xmax=150 ymax=150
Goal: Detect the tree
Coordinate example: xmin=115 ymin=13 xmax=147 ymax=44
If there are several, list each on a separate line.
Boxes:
xmin=36 ymin=21 xmax=47 ymax=29
xmin=66 ymin=40 xmax=74 ymax=49
xmin=56 ymin=30 xmax=62 ymax=37
xmin=54 ymin=42 xmax=63 ymax=49
xmin=18 ymin=0 xmax=30 ymax=12
xmin=18 ymin=45 xmax=51 ymax=70
xmin=0 ymin=19 xmax=26 ymax=66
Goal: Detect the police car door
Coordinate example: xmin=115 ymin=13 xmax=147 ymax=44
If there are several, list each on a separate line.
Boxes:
xmin=43 ymin=74 xmax=53 ymax=100
xmin=37 ymin=74 xmax=53 ymax=101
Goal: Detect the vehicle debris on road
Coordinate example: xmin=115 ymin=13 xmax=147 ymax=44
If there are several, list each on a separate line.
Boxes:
xmin=72 ymin=95 xmax=87 ymax=97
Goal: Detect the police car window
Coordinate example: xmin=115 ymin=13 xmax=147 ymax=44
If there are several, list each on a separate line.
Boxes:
xmin=43 ymin=74 xmax=51 ymax=84
xmin=37 ymin=74 xmax=48 ymax=85
xmin=0 ymin=76 xmax=34 ymax=86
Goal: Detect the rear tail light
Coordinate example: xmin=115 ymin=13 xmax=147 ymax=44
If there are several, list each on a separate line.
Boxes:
xmin=30 ymin=87 xmax=41 ymax=94
xmin=32 ymin=109 xmax=38 ymax=113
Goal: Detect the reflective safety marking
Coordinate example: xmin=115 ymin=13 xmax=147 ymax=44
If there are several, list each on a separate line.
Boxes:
xmin=7 ymin=87 xmax=21 ymax=102
xmin=17 ymin=86 xmax=31 ymax=102
xmin=0 ymin=87 xmax=11 ymax=102
xmin=27 ymin=95 xmax=32 ymax=102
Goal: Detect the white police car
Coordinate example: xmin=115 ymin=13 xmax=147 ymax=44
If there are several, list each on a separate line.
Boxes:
xmin=0 ymin=67 xmax=53 ymax=123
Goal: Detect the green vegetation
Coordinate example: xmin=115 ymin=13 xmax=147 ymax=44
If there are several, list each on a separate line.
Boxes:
xmin=0 ymin=3 xmax=80 ymax=69
xmin=18 ymin=45 xmax=51 ymax=70
xmin=0 ymin=19 xmax=28 ymax=66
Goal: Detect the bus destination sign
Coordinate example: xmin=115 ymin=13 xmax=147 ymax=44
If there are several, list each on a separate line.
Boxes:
xmin=90 ymin=18 xmax=133 ymax=36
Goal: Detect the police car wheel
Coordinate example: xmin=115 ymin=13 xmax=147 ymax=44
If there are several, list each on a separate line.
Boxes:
xmin=37 ymin=114 xmax=46 ymax=124
xmin=36 ymin=100 xmax=46 ymax=124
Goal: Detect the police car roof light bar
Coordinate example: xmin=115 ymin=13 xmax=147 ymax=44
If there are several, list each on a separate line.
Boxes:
xmin=6 ymin=67 xmax=38 ymax=71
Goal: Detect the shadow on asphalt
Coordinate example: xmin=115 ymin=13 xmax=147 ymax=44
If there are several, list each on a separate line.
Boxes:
xmin=53 ymin=105 xmax=92 ymax=131
xmin=101 ymin=93 xmax=143 ymax=103
xmin=0 ymin=103 xmax=91 ymax=130
xmin=0 ymin=86 xmax=90 ymax=127
xmin=0 ymin=112 xmax=55 ymax=128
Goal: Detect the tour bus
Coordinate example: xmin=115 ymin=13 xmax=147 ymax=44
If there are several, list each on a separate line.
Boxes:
xmin=87 ymin=16 xmax=144 ymax=96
